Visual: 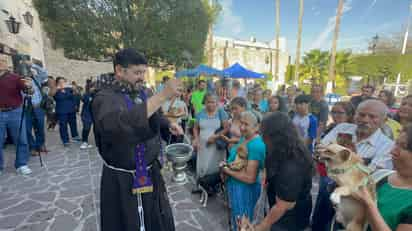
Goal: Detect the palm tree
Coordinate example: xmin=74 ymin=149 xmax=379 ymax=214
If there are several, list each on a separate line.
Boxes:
xmin=294 ymin=0 xmax=304 ymax=86
xmin=274 ymin=0 xmax=281 ymax=83
xmin=207 ymin=0 xmax=217 ymax=67
xmin=335 ymin=50 xmax=354 ymax=89
xmin=301 ymin=49 xmax=329 ymax=85
xmin=335 ymin=50 xmax=354 ymax=77
xmin=326 ymin=0 xmax=345 ymax=93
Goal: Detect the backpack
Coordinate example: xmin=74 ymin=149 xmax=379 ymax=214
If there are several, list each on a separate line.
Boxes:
xmin=31 ymin=77 xmax=55 ymax=113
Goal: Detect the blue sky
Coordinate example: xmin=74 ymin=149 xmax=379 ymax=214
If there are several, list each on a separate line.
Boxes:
xmin=214 ymin=0 xmax=412 ymax=58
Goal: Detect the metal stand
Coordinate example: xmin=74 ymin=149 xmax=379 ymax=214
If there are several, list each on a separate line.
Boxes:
xmin=16 ymin=95 xmax=44 ymax=167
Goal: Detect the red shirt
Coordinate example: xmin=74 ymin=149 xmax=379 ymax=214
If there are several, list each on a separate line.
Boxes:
xmin=0 ymin=72 xmax=25 ymax=108
xmin=317 ymin=163 xmax=327 ymax=177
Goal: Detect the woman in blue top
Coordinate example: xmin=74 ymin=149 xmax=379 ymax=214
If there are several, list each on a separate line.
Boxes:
xmin=221 ymin=110 xmax=266 ymax=231
xmin=51 ymin=77 xmax=80 ymax=146
xmin=80 ymin=79 xmax=95 ymax=149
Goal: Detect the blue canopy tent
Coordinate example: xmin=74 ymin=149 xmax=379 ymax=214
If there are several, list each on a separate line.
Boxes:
xmin=223 ymin=63 xmax=266 ymax=79
xmin=174 ymin=64 xmax=229 ymax=78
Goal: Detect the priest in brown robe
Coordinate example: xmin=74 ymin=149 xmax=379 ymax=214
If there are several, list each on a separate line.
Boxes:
xmin=92 ymin=48 xmax=183 ymax=231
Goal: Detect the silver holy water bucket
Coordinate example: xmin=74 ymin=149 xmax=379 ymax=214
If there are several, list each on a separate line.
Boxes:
xmin=165 ymin=135 xmax=193 ymax=184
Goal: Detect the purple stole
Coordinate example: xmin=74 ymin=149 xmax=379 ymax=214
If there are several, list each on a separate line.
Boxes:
xmin=124 ymin=92 xmax=153 ymax=194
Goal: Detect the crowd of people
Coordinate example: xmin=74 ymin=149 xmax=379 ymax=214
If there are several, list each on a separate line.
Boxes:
xmin=0 ymin=54 xmax=96 ymax=176
xmin=165 ymin=78 xmax=412 ymax=231
xmin=1 ymin=47 xmax=412 ymax=231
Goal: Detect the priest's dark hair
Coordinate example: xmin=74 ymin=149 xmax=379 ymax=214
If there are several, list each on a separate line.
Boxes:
xmin=113 ymin=48 xmax=148 ymax=70
xmin=260 ymin=112 xmax=315 ymax=179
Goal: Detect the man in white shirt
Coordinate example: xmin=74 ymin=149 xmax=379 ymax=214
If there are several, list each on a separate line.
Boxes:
xmin=321 ymin=99 xmax=394 ymax=169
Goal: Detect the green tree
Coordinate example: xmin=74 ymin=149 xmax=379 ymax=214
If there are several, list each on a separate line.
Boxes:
xmin=351 ymin=54 xmax=401 ymax=85
xmin=34 ymin=0 xmax=219 ymax=68
xmin=300 ymin=49 xmax=329 ymax=85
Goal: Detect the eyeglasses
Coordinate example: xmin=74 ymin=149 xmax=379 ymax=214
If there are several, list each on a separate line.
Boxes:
xmin=331 ymin=111 xmax=346 ymax=115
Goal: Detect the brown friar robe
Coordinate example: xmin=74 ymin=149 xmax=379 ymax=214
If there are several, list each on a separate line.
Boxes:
xmin=92 ymin=84 xmax=174 ymax=231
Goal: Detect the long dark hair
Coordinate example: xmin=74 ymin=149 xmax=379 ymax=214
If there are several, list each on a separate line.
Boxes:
xmin=394 ymin=95 xmax=412 ymax=123
xmin=268 ymin=95 xmax=287 ymax=113
xmin=261 ymin=112 xmax=315 ymax=178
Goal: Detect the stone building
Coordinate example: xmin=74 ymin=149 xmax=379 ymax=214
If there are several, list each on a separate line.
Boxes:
xmin=211 ymin=35 xmax=290 ymax=88
xmin=0 ymin=0 xmax=140 ymax=86
xmin=0 ymin=0 xmax=45 ymax=65
xmin=0 ymin=0 xmax=113 ymax=84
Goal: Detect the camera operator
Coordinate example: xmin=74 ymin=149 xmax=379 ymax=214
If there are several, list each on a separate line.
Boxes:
xmin=21 ymin=57 xmax=49 ymax=156
xmin=49 ymin=77 xmax=81 ymax=146
xmin=0 ymin=54 xmax=33 ymax=175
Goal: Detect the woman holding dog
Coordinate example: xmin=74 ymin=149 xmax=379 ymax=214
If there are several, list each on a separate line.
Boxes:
xmin=247 ymin=112 xmax=314 ymax=231
xmin=312 ymin=101 xmax=355 ymax=231
xmin=350 ymin=125 xmax=412 ymax=231
xmin=221 ymin=110 xmax=266 ymax=231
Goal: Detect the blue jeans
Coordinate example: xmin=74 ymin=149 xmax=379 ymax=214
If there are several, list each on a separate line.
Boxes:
xmin=311 ymin=176 xmax=336 ymax=231
xmin=0 ymin=107 xmax=30 ymax=170
xmin=81 ymin=121 xmax=92 ymax=143
xmin=57 ymin=113 xmax=79 ymax=144
xmin=25 ymin=107 xmax=46 ymax=150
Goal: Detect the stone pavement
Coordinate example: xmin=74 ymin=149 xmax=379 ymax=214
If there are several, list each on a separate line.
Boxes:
xmin=0 ymin=129 xmax=318 ymax=231
xmin=0 ymin=129 xmax=229 ymax=231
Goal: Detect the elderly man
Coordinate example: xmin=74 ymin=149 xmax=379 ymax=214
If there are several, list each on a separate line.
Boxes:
xmin=0 ymin=54 xmax=33 ymax=175
xmin=312 ymin=99 xmax=394 ymax=231
xmin=321 ymin=99 xmax=394 ymax=170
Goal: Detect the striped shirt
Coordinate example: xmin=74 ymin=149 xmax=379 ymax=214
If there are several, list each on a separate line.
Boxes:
xmin=30 ymin=78 xmax=42 ymax=106
xmin=28 ymin=64 xmax=48 ymax=106
xmin=321 ymin=123 xmax=394 ymax=170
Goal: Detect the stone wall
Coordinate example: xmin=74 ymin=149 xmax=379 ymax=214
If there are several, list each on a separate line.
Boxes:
xmin=42 ymin=36 xmax=158 ymax=87
xmin=43 ymin=37 xmax=113 ymax=86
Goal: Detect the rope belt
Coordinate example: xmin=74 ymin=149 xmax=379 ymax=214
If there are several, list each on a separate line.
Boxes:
xmin=101 ymin=158 xmax=152 ymax=231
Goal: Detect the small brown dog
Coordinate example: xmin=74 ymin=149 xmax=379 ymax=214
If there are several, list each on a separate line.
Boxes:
xmin=318 ymin=143 xmax=375 ymax=231
xmin=222 ymin=144 xmax=248 ymax=171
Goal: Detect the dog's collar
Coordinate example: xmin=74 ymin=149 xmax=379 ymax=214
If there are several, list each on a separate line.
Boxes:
xmin=328 ymin=163 xmax=373 ymax=189
xmin=328 ymin=163 xmax=372 ymax=176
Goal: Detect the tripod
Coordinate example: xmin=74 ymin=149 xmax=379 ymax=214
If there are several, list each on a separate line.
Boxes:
xmin=16 ymin=94 xmax=44 ymax=167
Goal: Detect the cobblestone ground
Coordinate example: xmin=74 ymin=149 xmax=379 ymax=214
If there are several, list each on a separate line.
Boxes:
xmin=0 ymin=129 xmax=318 ymax=231
xmin=0 ymin=129 xmax=231 ymax=231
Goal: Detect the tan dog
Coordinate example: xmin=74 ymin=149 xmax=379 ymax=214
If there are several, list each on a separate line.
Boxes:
xmin=223 ymin=144 xmax=248 ymax=171
xmin=318 ymin=143 xmax=375 ymax=231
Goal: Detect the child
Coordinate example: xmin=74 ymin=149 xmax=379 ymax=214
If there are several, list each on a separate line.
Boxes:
xmin=268 ymin=95 xmax=287 ymax=113
xmin=292 ymin=94 xmax=318 ymax=153
xmin=252 ymin=88 xmax=269 ymax=113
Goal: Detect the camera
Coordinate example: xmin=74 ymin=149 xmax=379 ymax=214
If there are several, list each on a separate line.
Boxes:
xmin=14 ymin=54 xmax=33 ymax=78
xmin=12 ymin=54 xmax=33 ymax=95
